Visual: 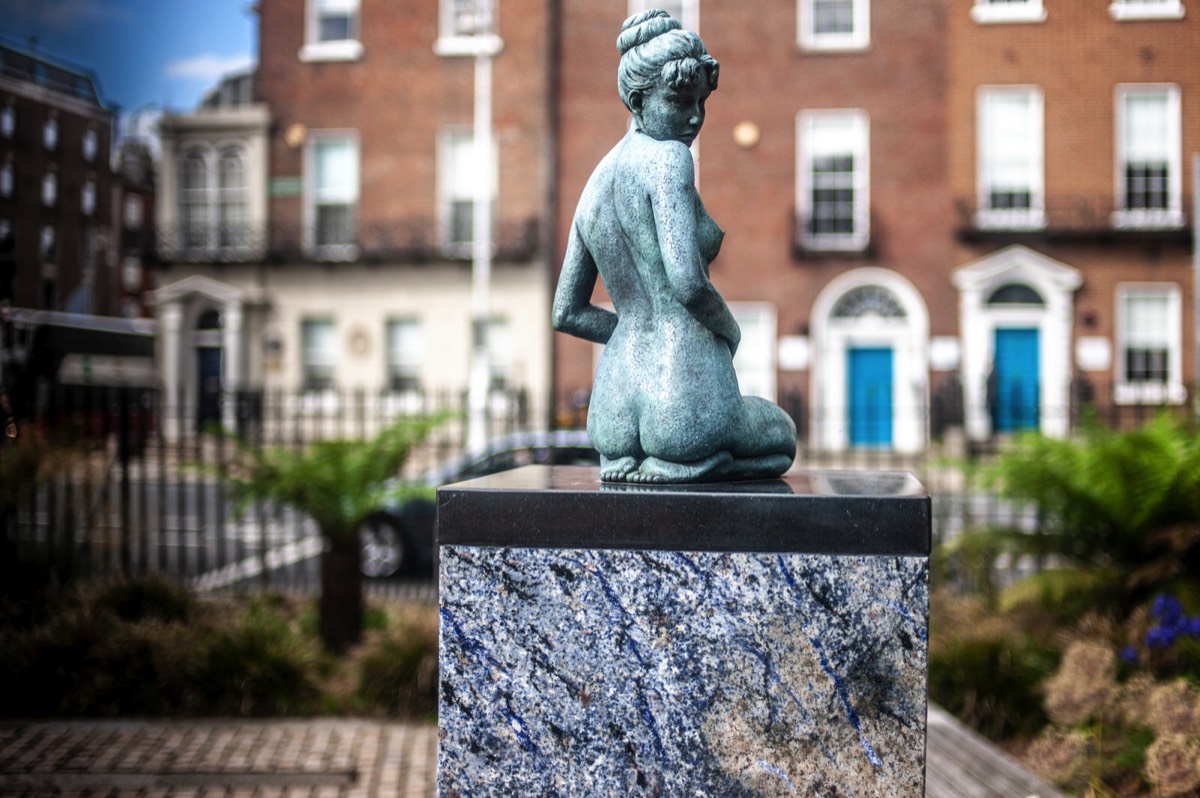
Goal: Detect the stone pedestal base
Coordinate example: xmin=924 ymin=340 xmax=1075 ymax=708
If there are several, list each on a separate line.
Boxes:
xmin=436 ymin=466 xmax=930 ymax=797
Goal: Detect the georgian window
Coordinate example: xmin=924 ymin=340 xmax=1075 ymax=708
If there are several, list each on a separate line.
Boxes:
xmin=0 ymin=103 xmax=13 ymax=138
xmin=484 ymin=317 xmax=511 ymax=390
xmin=40 ymin=225 xmax=57 ymax=266
xmin=799 ymin=0 xmax=869 ymax=51
xmin=1113 ymin=85 xmax=1183 ymax=229
xmin=386 ymin=319 xmax=423 ymax=393
xmin=81 ymin=178 xmax=96 ymax=217
xmin=42 ymin=170 xmax=57 ymax=207
xmin=438 ymin=128 xmax=496 ymax=256
xmin=628 ymin=0 xmax=699 ymax=29
xmin=306 ymin=132 xmax=359 ymax=258
xmin=43 ymin=115 xmax=58 ymax=150
xmin=1109 ymin=0 xmax=1185 ymax=20
xmin=1115 ymin=284 xmax=1184 ymax=404
xmin=173 ymin=145 xmax=252 ymax=255
xmin=179 ymin=149 xmax=211 ymax=249
xmin=971 ymin=0 xmax=1046 ymax=24
xmin=217 ymin=147 xmax=248 ymax=248
xmin=436 ymin=0 xmax=503 ymax=56
xmin=796 ymin=110 xmax=870 ymax=251
xmin=300 ymin=0 xmax=363 ymax=62
xmin=976 ymin=86 xmax=1044 ymax=229
xmin=0 ymin=158 xmax=12 ymax=198
xmin=301 ymin=319 xmax=337 ymax=392
xmin=83 ymin=128 xmax=98 ymax=162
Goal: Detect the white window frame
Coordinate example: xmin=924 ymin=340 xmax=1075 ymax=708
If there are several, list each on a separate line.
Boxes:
xmin=1114 ymin=283 xmax=1185 ymax=405
xmin=628 ymin=0 xmax=699 ymax=30
xmin=437 ymin=127 xmax=496 ymax=257
xmin=43 ymin=116 xmax=58 ymax=150
xmin=386 ymin=318 xmax=424 ymax=393
xmin=42 ymin=170 xmax=57 ymax=207
xmin=796 ymin=109 xmax=870 ymax=252
xmin=300 ymin=0 xmax=364 ymax=62
xmin=728 ymin=302 xmax=778 ymax=401
xmin=301 ymin=318 xmax=338 ymax=393
xmin=82 ymin=128 xmax=98 ymax=162
xmin=798 ymin=0 xmax=870 ymax=52
xmin=976 ymin=86 xmax=1045 ymax=230
xmin=971 ymin=0 xmax=1047 ymax=24
xmin=1112 ymin=84 xmax=1183 ymax=229
xmin=1109 ymin=0 xmax=1185 ymax=20
xmin=81 ymin=178 xmax=96 ymax=217
xmin=40 ymin=225 xmax=56 ymax=268
xmin=304 ymin=130 xmax=360 ymax=260
xmin=435 ymin=0 xmax=504 ymax=57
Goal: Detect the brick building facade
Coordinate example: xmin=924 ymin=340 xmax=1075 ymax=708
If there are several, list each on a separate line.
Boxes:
xmin=0 ymin=41 xmax=115 ymax=315
xmin=153 ymin=0 xmax=555 ymax=436
xmin=553 ymin=0 xmax=1196 ymax=451
xmin=949 ymin=0 xmax=1197 ymax=442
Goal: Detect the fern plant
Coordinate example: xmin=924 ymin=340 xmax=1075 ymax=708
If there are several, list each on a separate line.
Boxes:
xmin=216 ymin=414 xmax=444 ymax=653
xmin=985 ymin=415 xmax=1200 ymax=600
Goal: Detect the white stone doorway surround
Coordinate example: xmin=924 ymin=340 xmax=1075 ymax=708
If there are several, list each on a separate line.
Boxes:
xmin=153 ymin=275 xmax=248 ymax=441
xmin=952 ymin=245 xmax=1082 ymax=442
xmin=809 ymin=268 xmax=930 ymax=454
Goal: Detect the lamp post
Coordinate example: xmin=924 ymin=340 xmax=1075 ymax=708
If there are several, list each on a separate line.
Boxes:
xmin=465 ymin=0 xmax=501 ymax=454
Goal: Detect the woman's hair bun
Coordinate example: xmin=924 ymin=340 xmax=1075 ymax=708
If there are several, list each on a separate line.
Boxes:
xmin=617 ymin=9 xmax=681 ymax=56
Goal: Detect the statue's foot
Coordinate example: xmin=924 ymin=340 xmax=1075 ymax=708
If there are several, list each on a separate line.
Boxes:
xmin=599 ymin=455 xmax=640 ymax=482
xmin=632 ymin=451 xmax=734 ymax=483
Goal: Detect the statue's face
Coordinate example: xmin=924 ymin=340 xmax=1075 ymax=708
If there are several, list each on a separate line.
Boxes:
xmin=636 ymin=81 xmax=710 ymax=146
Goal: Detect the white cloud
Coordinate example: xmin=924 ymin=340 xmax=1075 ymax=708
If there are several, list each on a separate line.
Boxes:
xmin=165 ymin=53 xmax=255 ymax=82
xmin=0 ymin=0 xmax=130 ymax=30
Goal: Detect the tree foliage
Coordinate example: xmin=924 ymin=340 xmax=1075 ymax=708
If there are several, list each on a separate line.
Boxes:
xmin=212 ymin=414 xmax=445 ymax=652
xmin=985 ymin=415 xmax=1200 ymax=594
xmin=219 ymin=415 xmax=444 ymax=543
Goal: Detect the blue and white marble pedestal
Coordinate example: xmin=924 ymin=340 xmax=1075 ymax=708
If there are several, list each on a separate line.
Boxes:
xmin=437 ymin=466 xmax=930 ymax=797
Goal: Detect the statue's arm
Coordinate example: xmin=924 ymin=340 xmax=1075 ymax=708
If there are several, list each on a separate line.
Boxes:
xmin=652 ymin=147 xmax=740 ymax=356
xmin=552 ymin=221 xmax=617 ymax=344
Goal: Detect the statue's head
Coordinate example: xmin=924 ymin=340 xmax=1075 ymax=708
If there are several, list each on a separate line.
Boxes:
xmin=616 ymin=9 xmax=719 ymax=115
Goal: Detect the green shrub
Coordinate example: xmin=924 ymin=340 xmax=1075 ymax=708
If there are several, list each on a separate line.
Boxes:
xmin=188 ymin=597 xmax=324 ymax=716
xmin=929 ymin=634 xmax=1058 ymax=741
xmin=1000 ymin=567 xmax=1124 ymax=622
xmin=94 ymin=574 xmax=196 ymax=624
xmin=355 ymin=619 xmax=438 ymax=718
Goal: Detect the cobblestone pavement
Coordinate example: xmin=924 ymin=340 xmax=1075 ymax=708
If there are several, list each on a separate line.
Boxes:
xmin=0 ymin=720 xmax=436 ymax=798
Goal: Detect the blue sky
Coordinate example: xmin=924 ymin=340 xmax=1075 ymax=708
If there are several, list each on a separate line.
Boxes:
xmin=0 ymin=0 xmax=257 ymax=120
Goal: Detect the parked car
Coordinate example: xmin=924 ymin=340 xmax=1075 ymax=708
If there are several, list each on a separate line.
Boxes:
xmin=360 ymin=429 xmax=598 ymax=578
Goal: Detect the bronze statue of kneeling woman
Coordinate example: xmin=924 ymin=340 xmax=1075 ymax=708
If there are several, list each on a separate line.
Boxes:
xmin=552 ymin=9 xmax=796 ymax=484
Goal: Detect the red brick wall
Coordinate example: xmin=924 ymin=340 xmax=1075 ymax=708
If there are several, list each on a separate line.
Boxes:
xmin=553 ymin=0 xmax=952 ymax=410
xmin=949 ymin=0 xmax=1198 ymax=389
xmin=256 ymin=0 xmax=549 ymax=252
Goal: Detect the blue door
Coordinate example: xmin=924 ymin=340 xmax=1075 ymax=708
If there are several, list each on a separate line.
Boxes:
xmin=991 ymin=328 xmax=1039 ymax=433
xmin=848 ymin=347 xmax=893 ymax=447
xmin=197 ymin=347 xmax=223 ymax=431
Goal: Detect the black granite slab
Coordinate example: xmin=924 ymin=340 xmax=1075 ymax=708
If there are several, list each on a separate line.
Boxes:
xmin=436 ymin=465 xmax=930 ymax=556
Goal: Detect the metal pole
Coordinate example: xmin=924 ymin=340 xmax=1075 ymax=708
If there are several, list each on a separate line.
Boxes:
xmin=466 ymin=3 xmax=496 ymax=454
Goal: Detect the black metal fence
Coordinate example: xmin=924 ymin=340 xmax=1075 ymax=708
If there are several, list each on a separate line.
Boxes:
xmin=1 ymin=385 xmax=537 ymax=600
xmin=3 ymin=382 xmax=1195 ymax=599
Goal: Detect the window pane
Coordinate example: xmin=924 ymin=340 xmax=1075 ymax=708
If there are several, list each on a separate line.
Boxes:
xmin=387 ymin=320 xmax=423 ymax=391
xmin=1122 ymin=292 xmax=1172 ymax=384
xmin=316 ymin=204 xmax=353 ymax=246
xmin=1124 ymin=162 xmax=1169 ymax=210
xmin=314 ymin=139 xmax=357 ymax=200
xmin=302 ymin=320 xmax=336 ymax=390
xmin=319 ymin=14 xmax=353 ymax=41
xmin=813 ymin=0 xmax=854 ymax=34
